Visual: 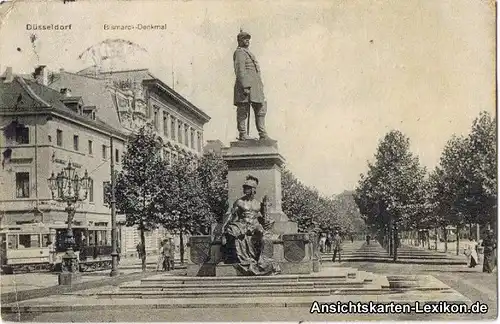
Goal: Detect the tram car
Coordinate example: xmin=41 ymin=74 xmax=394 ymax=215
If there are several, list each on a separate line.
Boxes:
xmin=0 ymin=223 xmax=113 ymax=274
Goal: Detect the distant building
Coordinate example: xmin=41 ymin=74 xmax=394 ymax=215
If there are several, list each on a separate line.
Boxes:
xmin=203 ymin=139 xmax=225 ymax=156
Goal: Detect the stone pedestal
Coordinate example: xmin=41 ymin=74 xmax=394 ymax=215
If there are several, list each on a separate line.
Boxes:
xmin=185 ymin=139 xmax=317 ymax=276
xmin=222 ymin=139 xmax=297 ymax=234
xmin=58 ymin=272 xmax=81 ymax=285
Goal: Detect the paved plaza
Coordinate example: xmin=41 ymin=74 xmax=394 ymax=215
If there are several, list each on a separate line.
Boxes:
xmin=1 ymin=241 xmax=497 ymax=322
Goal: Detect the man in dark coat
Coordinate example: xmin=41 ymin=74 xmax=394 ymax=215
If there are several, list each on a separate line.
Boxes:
xmin=233 ymin=30 xmax=268 ymax=140
xmin=482 ymin=230 xmax=496 ymax=273
xmin=332 ymin=231 xmax=342 ymax=263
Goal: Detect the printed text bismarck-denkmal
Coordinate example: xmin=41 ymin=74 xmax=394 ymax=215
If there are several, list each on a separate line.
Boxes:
xmin=103 ymin=24 xmax=167 ymax=31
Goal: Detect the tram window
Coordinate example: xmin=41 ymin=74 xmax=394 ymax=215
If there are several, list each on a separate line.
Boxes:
xmin=18 ymin=235 xmax=30 ymax=248
xmin=42 ymin=234 xmax=51 ymax=247
xmin=17 ymin=234 xmax=40 ymax=248
xmin=31 ymin=234 xmax=40 ymax=247
xmin=8 ymin=235 xmax=17 ymax=249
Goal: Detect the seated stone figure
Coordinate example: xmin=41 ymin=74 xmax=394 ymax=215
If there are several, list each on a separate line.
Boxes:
xmin=222 ymin=175 xmax=279 ymax=275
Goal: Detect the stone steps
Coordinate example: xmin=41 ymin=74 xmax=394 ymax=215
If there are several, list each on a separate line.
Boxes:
xmin=96 ymin=267 xmax=398 ymax=299
xmin=95 ymin=263 xmax=460 ymax=301
xmin=140 ymin=269 xmax=360 ymax=284
xmin=119 ymin=279 xmax=371 ymax=291
xmin=98 ymin=286 xmax=400 ymax=299
xmin=320 ymin=243 xmax=467 ymax=265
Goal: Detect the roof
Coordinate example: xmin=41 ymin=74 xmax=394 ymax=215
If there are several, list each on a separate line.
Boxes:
xmin=0 ymin=76 xmax=126 ymax=138
xmin=48 ymin=71 xmax=123 ymax=131
xmin=77 ymin=67 xmax=153 ymax=81
xmin=76 ymin=68 xmax=211 ymax=124
xmin=143 ymin=78 xmax=210 ymax=123
xmin=0 ymin=76 xmax=67 ymax=111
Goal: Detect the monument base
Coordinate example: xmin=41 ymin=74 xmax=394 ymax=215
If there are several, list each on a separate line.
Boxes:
xmin=187 ymin=263 xmax=247 ymax=277
xmin=58 ymin=272 xmax=82 ymax=285
xmin=187 ymin=232 xmax=319 ymax=276
xmin=278 ymin=261 xmax=313 ymax=274
xmin=187 ymin=262 xmax=313 ymax=277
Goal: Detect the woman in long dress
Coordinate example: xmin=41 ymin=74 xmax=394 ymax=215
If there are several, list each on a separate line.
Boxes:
xmin=319 ymin=233 xmax=326 ymax=253
xmin=465 ymin=238 xmax=479 ymax=268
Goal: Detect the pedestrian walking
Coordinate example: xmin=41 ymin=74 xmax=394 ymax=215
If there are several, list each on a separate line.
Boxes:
xmin=136 ymin=242 xmax=144 ymax=260
xmin=482 ymin=230 xmax=496 ymax=273
xmin=331 ymin=231 xmax=342 ymax=263
xmin=116 ymin=240 xmax=121 ymax=265
xmin=168 ymin=238 xmax=175 ymax=270
xmin=319 ymin=233 xmax=326 ymax=253
xmin=464 ymin=237 xmax=478 ymax=268
xmin=162 ymin=239 xmax=172 ymax=271
xmin=325 ymin=233 xmax=332 ymax=253
xmin=156 ymin=241 xmax=165 ymax=271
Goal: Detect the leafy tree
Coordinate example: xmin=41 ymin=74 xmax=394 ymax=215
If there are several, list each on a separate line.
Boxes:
xmin=467 ymin=111 xmax=497 ymax=229
xmin=333 ymin=191 xmax=367 ymax=235
xmin=354 ymin=130 xmax=426 ymax=261
xmin=434 ymin=135 xmax=475 ymax=254
xmin=427 ymin=168 xmax=453 ymax=251
xmin=156 ymin=155 xmax=213 ymax=263
xmin=282 ymin=169 xmax=315 ymax=232
xmin=114 ymin=125 xmax=164 ymax=271
xmin=282 ymin=168 xmax=350 ymax=234
xmin=197 ymin=153 xmax=229 ymax=223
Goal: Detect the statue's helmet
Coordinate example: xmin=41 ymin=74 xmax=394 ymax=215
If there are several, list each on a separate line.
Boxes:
xmin=242 ymin=175 xmax=259 ymax=188
xmin=237 ymin=30 xmax=251 ymax=42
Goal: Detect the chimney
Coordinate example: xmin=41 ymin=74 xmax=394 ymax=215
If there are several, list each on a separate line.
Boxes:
xmin=33 ymin=65 xmax=48 ymax=85
xmin=60 ymin=88 xmax=72 ymax=97
xmin=1 ymin=67 xmax=13 ymax=83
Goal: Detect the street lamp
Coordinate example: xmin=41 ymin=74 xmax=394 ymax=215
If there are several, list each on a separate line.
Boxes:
xmin=48 ymin=161 xmax=91 ymax=285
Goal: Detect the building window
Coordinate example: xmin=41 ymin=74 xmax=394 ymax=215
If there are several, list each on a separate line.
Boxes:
xmin=190 ymin=129 xmax=195 ymax=149
xmin=15 ymin=125 xmax=29 ymax=144
xmin=16 ymin=172 xmax=30 ymax=198
xmin=88 ymin=179 xmax=94 ymax=202
xmin=73 ymin=135 xmax=79 ymax=151
xmin=163 ymin=112 xmax=168 ymax=137
xmin=56 ymin=129 xmax=63 ymax=146
xmin=177 ymin=122 xmax=183 ymax=144
xmin=88 ymin=140 xmax=93 ymax=155
xmin=197 ymin=132 xmax=202 ymax=152
xmin=153 ymin=110 xmax=159 ymax=130
xmin=103 ymin=181 xmax=110 ymax=205
xmin=115 ymin=149 xmax=119 ymax=163
xmin=171 ymin=118 xmax=176 ymax=140
xmin=184 ymin=125 xmax=189 ymax=147
xmin=102 ymin=145 xmax=107 ymax=159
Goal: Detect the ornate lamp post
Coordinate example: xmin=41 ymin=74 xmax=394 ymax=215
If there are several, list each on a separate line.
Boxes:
xmin=48 ymin=161 xmax=91 ymax=285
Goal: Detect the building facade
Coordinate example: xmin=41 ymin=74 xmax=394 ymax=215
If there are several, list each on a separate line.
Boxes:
xmin=0 ymin=67 xmax=127 ymax=249
xmin=49 ymin=67 xmax=211 ymax=257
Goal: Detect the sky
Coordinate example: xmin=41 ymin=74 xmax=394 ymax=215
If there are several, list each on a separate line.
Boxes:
xmin=0 ymin=0 xmax=496 ymax=196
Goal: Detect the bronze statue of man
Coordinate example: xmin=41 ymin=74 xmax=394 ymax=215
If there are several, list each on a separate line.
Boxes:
xmin=233 ymin=30 xmax=269 ymax=141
